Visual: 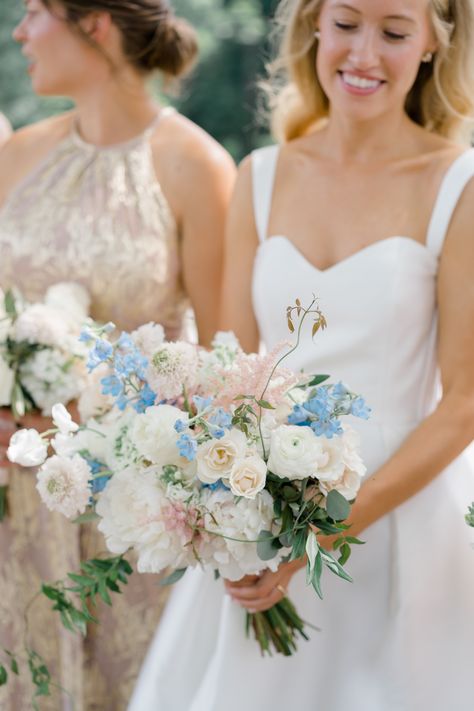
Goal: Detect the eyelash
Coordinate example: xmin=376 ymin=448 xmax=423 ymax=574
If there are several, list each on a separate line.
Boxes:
xmin=333 ymin=21 xmax=409 ymax=42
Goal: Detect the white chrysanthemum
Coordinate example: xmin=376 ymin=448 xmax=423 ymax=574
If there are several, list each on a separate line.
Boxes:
xmin=130 ymin=405 xmax=188 ymax=468
xmin=14 ymin=304 xmax=76 ymax=349
xmin=131 ymin=322 xmax=165 ymax=359
xmin=44 ymin=282 xmax=90 ymax=321
xmin=96 ymin=467 xmax=199 ymax=572
xmin=19 ymin=349 xmax=87 ymax=415
xmin=0 ymin=356 xmax=14 ymax=407
xmin=7 ymin=428 xmax=48 ymax=467
xmin=201 ymin=488 xmax=285 ymax=580
xmin=36 ymin=454 xmax=91 ymax=519
xmin=146 ymin=342 xmax=198 ymax=400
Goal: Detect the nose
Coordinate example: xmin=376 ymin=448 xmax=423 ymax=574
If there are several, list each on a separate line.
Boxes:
xmin=13 ymin=16 xmax=28 ymax=43
xmin=347 ymin=27 xmax=380 ymax=70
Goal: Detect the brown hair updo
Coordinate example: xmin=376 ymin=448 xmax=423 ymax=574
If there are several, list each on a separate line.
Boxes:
xmin=42 ymin=0 xmax=198 ymax=77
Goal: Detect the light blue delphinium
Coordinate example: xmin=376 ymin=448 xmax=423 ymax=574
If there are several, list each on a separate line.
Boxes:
xmin=193 ymin=395 xmax=213 ymax=412
xmin=101 ymin=374 xmax=123 ymax=398
xmin=174 ymin=419 xmax=188 ymax=433
xmin=133 ymin=384 xmax=157 ymax=413
xmin=177 ymin=433 xmax=197 ymax=461
xmin=350 ymin=396 xmax=371 ymax=419
xmin=87 ymin=338 xmax=114 ymax=371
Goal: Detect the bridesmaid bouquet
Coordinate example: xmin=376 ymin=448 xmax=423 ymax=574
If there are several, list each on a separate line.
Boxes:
xmin=7 ymin=298 xmax=370 ymax=657
xmin=0 ymin=282 xmax=92 ymax=520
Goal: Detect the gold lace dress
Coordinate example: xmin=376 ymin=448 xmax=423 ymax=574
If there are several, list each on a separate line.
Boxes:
xmin=0 ymin=109 xmax=188 ymax=711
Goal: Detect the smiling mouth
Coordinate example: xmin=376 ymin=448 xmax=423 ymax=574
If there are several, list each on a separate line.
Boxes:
xmin=338 ymin=71 xmax=385 ymax=91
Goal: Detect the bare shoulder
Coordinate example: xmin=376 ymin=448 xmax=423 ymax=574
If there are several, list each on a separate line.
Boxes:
xmin=0 ymin=112 xmax=74 ymax=205
xmin=150 ymin=109 xmax=235 ymax=189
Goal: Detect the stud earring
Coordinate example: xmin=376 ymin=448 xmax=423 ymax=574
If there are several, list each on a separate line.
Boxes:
xmin=314 ymin=29 xmax=321 ymax=40
xmin=421 ymin=51 xmax=433 ymax=63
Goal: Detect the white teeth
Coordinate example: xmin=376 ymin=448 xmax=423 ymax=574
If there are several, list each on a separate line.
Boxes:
xmin=343 ymin=73 xmax=380 ymax=89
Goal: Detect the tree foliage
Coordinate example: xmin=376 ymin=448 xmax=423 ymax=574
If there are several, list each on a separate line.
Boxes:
xmin=0 ymin=0 xmax=278 ymax=160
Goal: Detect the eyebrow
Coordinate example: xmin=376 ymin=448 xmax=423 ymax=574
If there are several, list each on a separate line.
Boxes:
xmin=331 ymin=3 xmax=416 ymax=22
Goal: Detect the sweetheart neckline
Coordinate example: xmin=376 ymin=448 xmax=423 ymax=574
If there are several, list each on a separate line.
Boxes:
xmin=257 ymin=234 xmax=435 ymax=274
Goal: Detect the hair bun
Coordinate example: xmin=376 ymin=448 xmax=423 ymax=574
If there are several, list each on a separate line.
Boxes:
xmin=143 ymin=15 xmax=198 ymax=77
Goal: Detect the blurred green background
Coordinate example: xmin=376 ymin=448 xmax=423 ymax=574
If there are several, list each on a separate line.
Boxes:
xmin=0 ymin=0 xmax=278 ymax=161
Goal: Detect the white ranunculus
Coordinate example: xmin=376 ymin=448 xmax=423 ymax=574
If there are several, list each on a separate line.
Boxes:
xmin=52 ymin=403 xmax=79 ymax=434
xmin=131 ymin=322 xmax=165 ymax=359
xmin=7 ymin=429 xmax=48 ymax=467
xmin=44 ymin=282 xmax=90 ymax=321
xmin=196 ymin=430 xmax=248 ymax=484
xmin=229 ymin=455 xmax=267 ymax=499
xmin=36 ymin=454 xmax=91 ymax=518
xmin=0 ymin=356 xmax=14 ymax=406
xmin=267 ymin=425 xmax=328 ymax=480
xmin=130 ymin=405 xmax=188 ymax=468
xmin=14 ymin=304 xmax=74 ymax=348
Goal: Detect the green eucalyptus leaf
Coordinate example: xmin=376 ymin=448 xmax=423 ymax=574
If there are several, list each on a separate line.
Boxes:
xmin=305 ymin=530 xmax=319 ymax=580
xmin=320 ymin=549 xmax=353 ymax=583
xmin=311 ymin=551 xmax=324 ymax=600
xmin=307 ymin=374 xmax=330 ymax=387
xmin=159 ymin=568 xmax=187 ymax=586
xmin=256 ymin=530 xmax=279 ymax=561
xmin=326 ymin=490 xmax=350 ymax=521
xmin=256 ymin=399 xmax=275 ymax=410
xmin=4 ymin=290 xmax=17 ymax=319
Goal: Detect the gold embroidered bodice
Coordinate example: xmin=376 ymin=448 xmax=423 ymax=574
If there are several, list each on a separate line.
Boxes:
xmin=0 ymin=109 xmax=188 ymax=336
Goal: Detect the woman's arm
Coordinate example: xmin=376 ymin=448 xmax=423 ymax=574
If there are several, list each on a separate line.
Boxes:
xmin=228 ymin=176 xmax=474 ymax=612
xmin=220 ymin=156 xmax=260 ymax=351
xmin=152 ymin=115 xmax=236 ymax=348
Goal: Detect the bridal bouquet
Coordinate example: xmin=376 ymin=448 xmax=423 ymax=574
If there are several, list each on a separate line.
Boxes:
xmin=0 ymin=282 xmax=92 ymax=521
xmin=7 ymin=298 xmax=370 ymax=657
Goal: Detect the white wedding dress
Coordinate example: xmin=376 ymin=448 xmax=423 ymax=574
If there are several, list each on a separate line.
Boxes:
xmin=129 ymin=146 xmax=474 ymax=711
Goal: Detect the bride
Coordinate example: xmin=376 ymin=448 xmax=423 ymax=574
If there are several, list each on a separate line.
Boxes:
xmin=129 ymin=0 xmax=474 ymax=709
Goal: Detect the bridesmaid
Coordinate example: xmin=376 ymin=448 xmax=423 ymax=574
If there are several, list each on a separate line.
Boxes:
xmin=0 ymin=1 xmax=235 ymax=709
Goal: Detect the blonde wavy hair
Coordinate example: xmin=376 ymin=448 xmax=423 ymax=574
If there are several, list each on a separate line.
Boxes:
xmin=266 ymin=0 xmax=474 ymax=143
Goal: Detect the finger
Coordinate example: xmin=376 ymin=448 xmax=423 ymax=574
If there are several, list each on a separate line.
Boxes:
xmin=228 ymin=576 xmax=279 ymax=601
xmin=225 ymin=575 xmax=260 ymax=591
xmin=237 ymin=588 xmax=283 ymax=613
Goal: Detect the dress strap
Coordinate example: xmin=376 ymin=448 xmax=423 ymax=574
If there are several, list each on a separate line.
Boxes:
xmin=251 ymin=145 xmax=280 ymax=243
xmin=426 ymin=148 xmax=474 ymax=258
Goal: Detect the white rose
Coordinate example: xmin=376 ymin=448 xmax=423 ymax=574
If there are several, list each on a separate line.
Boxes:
xmin=52 ymin=403 xmax=79 ymax=434
xmin=268 ymin=425 xmax=328 ymax=480
xmin=7 ymin=429 xmax=48 ymax=467
xmin=196 ymin=429 xmax=248 ymax=484
xmin=0 ymin=356 xmax=14 ymax=406
xmin=314 ymin=437 xmax=346 ymax=483
xmin=44 ymin=282 xmax=90 ymax=321
xmin=229 ymin=455 xmax=267 ymax=499
xmin=36 ymin=454 xmax=91 ymax=518
xmin=319 ymin=469 xmax=362 ymax=501
xmin=130 ymin=404 xmax=188 ymax=468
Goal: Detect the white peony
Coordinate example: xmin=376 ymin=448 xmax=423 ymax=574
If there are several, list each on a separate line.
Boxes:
xmin=229 ymin=455 xmax=267 ymax=499
xmin=51 ymin=403 xmax=79 ymax=434
xmin=196 ymin=430 xmax=248 ymax=484
xmin=44 ymin=282 xmax=90 ymax=321
xmin=146 ymin=342 xmax=198 ymax=400
xmin=36 ymin=454 xmax=91 ymax=518
xmin=267 ymin=425 xmax=328 ymax=480
xmin=7 ymin=429 xmax=48 ymax=467
xmin=0 ymin=356 xmax=14 ymax=407
xmin=202 ymin=488 xmax=285 ymax=580
xmin=319 ymin=468 xmax=362 ymax=501
xmin=130 ymin=405 xmax=188 ymax=468
xmin=96 ymin=467 xmax=199 ymax=572
xmin=131 ymin=322 xmax=165 ymax=359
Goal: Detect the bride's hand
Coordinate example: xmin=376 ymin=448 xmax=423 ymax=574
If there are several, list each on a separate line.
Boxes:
xmin=224 ymin=559 xmax=304 ymax=613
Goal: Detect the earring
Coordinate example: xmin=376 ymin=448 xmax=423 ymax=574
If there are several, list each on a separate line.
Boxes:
xmin=421 ymin=51 xmax=433 ymax=63
xmin=314 ymin=29 xmax=321 ymax=40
